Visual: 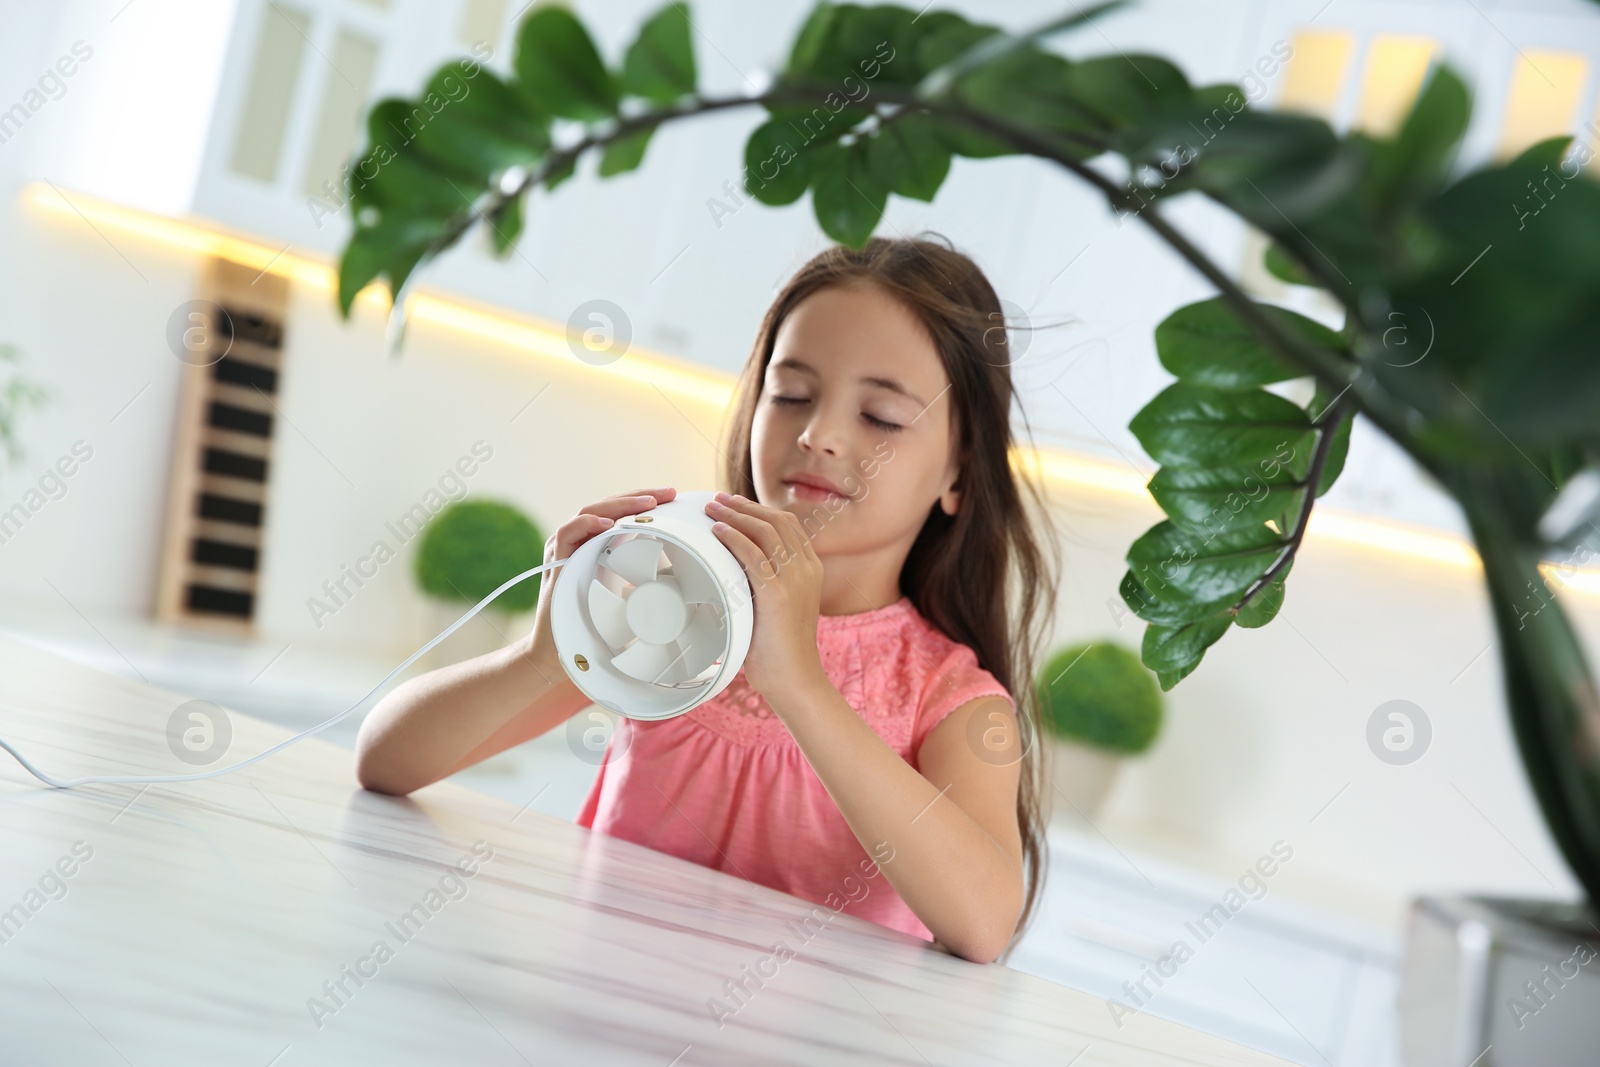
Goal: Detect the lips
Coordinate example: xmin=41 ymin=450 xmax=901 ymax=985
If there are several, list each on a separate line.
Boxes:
xmin=783 ymin=472 xmax=850 ymax=500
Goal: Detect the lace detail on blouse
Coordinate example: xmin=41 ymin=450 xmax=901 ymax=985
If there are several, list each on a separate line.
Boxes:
xmin=683 ymin=594 xmax=995 ymax=754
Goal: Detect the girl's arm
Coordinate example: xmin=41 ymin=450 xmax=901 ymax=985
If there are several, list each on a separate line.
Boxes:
xmin=353 ymin=637 xmax=588 ymax=796
xmin=705 ymin=493 xmax=1025 ymax=963
xmin=355 ymin=486 xmax=678 ymax=796
xmin=769 ymin=682 xmax=1025 ymax=964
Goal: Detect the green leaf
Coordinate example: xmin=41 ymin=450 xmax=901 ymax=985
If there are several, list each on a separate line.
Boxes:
xmin=1120 ymin=567 xmax=1235 ymax=628
xmin=353 ymin=101 xmax=481 ymax=217
xmin=918 ymin=3 xmax=1127 ymax=95
xmin=914 ymin=15 xmax=999 ymax=77
xmin=784 ymin=2 xmax=912 ymax=88
xmin=1509 ymin=134 xmax=1576 ymax=171
xmin=598 ymin=124 xmax=656 ymax=176
xmin=744 ymin=119 xmax=817 ymax=205
xmin=1142 ymin=613 xmax=1233 ymax=679
xmin=1130 ymin=383 xmax=1315 ymax=469
xmin=1064 ymin=53 xmax=1192 ymax=133
xmin=1385 ymin=136 xmax=1600 ymax=448
xmin=1307 ymin=379 xmax=1354 ymax=495
xmin=363 ymin=96 xmax=414 ymax=152
xmin=1156 ymin=297 xmax=1344 ymax=389
xmin=865 ymin=111 xmax=951 ymax=202
xmin=786 ymin=2 xmax=840 ymax=83
xmin=338 ymin=227 xmax=399 ymax=309
xmin=811 ymin=141 xmax=884 ymax=248
xmin=1187 ymin=109 xmax=1342 ymax=209
xmin=1263 ymin=242 xmax=1316 ymax=286
xmin=1234 ymin=561 xmax=1291 ymax=628
xmin=514 ymin=6 xmax=618 ymax=121
xmin=1147 ymin=462 xmax=1306 ymax=536
xmin=1126 ymin=518 xmax=1286 ymax=607
xmin=543 ymin=152 xmax=576 ymax=191
xmin=383 ymin=243 xmax=431 ymax=305
xmin=930 ymin=113 xmax=1015 ymax=159
xmin=766 ymin=98 xmax=871 ymax=144
xmin=955 ymin=47 xmax=1104 ymax=144
xmin=487 ymin=190 xmax=525 ymax=256
xmin=410 ymin=66 xmax=551 ymax=180
xmin=1368 ymin=64 xmax=1469 ymax=210
xmin=338 ymin=216 xmax=447 ymax=317
xmin=622 ymin=3 xmax=696 ymax=104
xmin=1156 ymin=663 xmax=1196 ymax=690
xmin=842 ymin=4 xmax=923 ymax=86
xmin=1191 ymin=82 xmax=1243 ymax=113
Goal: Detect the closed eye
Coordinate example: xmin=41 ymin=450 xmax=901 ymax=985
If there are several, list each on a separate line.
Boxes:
xmin=769 ymin=395 xmax=903 ymax=433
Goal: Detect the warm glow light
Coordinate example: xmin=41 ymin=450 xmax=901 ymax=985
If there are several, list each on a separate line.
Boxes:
xmin=1497 ymin=50 xmax=1588 ymax=160
xmin=1013 ymin=446 xmax=1152 ymax=502
xmin=1357 ymin=35 xmax=1438 ymax=137
xmin=1012 ymin=449 xmax=1600 ymax=597
xmin=22 ymin=181 xmax=721 ymax=402
xmin=1307 ymin=509 xmax=1479 ymax=569
xmin=21 ymin=182 xmax=1600 ymax=598
xmin=405 ymin=294 xmax=735 ymax=410
xmin=25 ymin=182 xmax=347 ymax=295
xmin=1278 ymin=30 xmax=1356 ymax=118
xmin=1543 ymin=560 xmax=1600 ymax=598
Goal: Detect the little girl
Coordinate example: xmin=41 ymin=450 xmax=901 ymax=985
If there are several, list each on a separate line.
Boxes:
xmin=355 ymin=234 xmax=1060 ymax=964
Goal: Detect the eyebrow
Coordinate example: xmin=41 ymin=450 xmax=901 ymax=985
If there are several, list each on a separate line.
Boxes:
xmin=769 ymin=357 xmax=926 ymax=406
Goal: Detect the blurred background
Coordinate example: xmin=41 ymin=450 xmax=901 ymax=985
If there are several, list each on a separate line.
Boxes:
xmin=2 ymin=0 xmax=1599 ymax=1061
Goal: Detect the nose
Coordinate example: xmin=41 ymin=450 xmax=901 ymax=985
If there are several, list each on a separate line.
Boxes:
xmin=796 ymin=402 xmax=846 ymax=457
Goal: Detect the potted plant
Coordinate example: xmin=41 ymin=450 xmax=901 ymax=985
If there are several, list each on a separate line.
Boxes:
xmin=1037 ymin=641 xmax=1164 ymax=823
xmin=337 ymin=2 xmax=1600 ymax=1034
xmin=414 ymin=499 xmax=545 ymax=665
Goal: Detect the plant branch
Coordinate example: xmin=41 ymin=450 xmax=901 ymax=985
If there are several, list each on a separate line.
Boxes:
xmin=1232 ymin=394 xmax=1353 ymax=610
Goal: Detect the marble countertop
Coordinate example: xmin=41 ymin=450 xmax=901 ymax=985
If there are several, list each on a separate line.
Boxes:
xmin=0 ymin=636 xmax=1294 ymax=1065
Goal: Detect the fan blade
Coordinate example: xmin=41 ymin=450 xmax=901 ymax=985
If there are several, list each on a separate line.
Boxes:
xmin=604 ymin=536 xmax=663 ymax=585
xmin=664 ymin=543 xmax=721 ymax=605
xmin=612 ymin=639 xmax=690 ymax=685
xmin=675 ymin=603 xmax=726 ymax=677
xmin=587 ymin=580 xmax=634 ymax=650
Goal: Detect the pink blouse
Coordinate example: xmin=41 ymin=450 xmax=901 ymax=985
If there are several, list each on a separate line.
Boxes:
xmin=575 ymin=593 xmax=1015 ymax=942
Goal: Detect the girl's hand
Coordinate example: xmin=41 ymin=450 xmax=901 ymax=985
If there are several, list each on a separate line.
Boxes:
xmin=705 ymin=490 xmax=826 ymax=698
xmin=528 ymin=487 xmax=677 ymax=674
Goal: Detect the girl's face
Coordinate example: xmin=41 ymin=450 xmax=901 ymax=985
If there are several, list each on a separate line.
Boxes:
xmin=750 ymin=279 xmax=961 ymax=558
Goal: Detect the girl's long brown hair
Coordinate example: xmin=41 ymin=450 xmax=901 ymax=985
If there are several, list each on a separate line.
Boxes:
xmin=720 ymin=233 xmax=1062 ymax=961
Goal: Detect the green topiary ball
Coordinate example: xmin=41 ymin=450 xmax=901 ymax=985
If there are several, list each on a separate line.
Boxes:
xmin=1036 ymin=641 xmax=1164 ymax=755
xmin=414 ymin=500 xmax=545 ymax=614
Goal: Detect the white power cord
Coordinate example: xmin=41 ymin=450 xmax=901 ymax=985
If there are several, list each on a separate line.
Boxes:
xmin=0 ymin=558 xmax=569 ymax=789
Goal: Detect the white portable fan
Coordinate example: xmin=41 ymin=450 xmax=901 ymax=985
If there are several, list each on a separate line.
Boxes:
xmin=550 ymin=490 xmax=753 ymax=720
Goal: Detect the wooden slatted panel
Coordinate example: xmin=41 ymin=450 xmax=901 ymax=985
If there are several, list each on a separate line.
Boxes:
xmin=154 ymin=258 xmax=288 ymax=633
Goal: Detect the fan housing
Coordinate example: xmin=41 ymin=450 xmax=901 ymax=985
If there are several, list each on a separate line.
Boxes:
xmin=550 ymin=490 xmax=753 ymax=720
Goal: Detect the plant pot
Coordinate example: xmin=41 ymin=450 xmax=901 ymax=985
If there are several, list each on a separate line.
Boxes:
xmin=420 ymin=602 xmax=530 ymax=670
xmin=1045 ymin=736 xmax=1123 ymax=826
xmin=1399 ymin=894 xmax=1600 ymax=1066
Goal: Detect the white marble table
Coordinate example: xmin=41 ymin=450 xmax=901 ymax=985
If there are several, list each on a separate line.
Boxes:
xmin=0 ymin=636 xmax=1293 ymax=1066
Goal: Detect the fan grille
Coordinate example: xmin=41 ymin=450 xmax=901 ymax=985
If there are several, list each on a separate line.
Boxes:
xmin=586 ymin=532 xmax=729 ymax=688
